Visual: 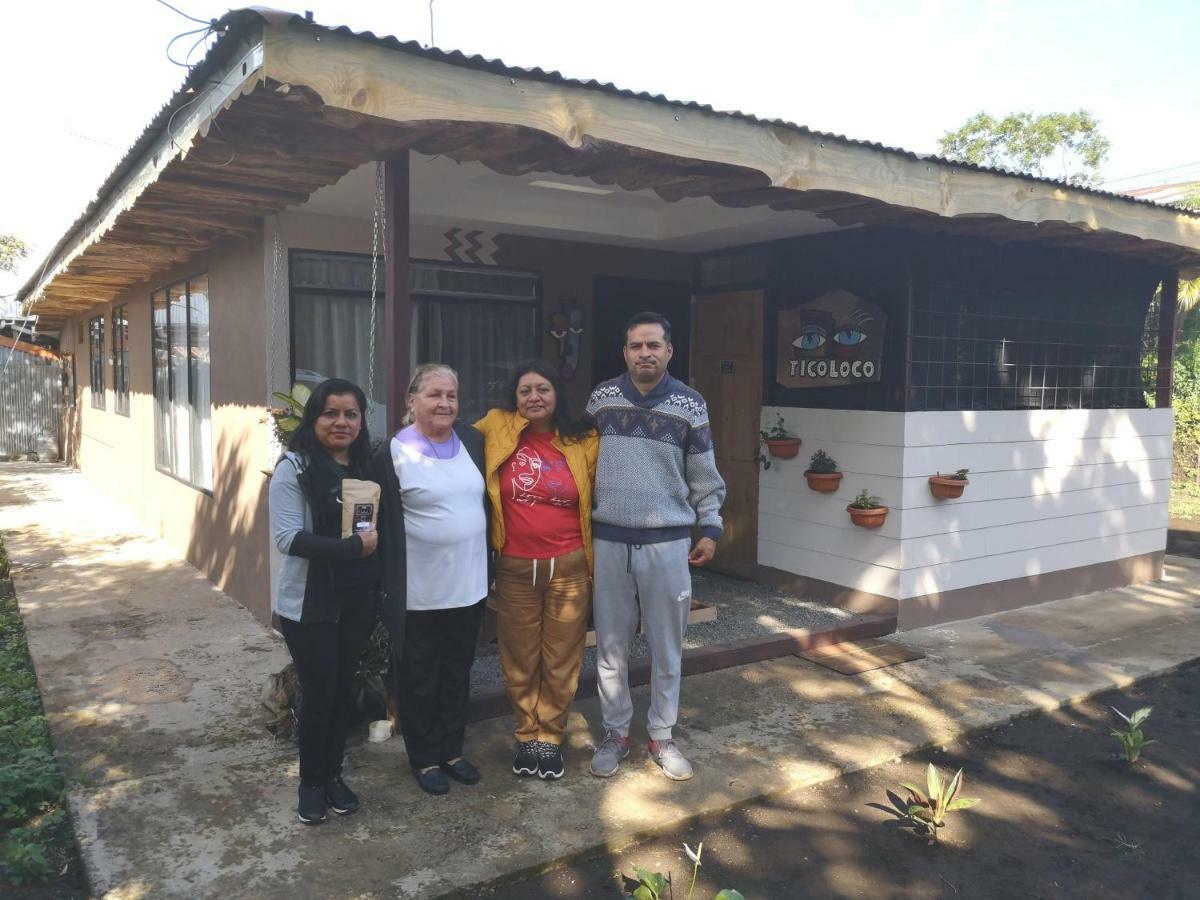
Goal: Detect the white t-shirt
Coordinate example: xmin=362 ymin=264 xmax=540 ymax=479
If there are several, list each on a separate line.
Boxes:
xmin=391 ymin=434 xmax=488 ymax=611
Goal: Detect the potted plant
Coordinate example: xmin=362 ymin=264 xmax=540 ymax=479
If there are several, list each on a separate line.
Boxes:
xmin=929 ymin=468 xmax=969 ymax=499
xmin=847 ymin=489 xmax=888 ymax=528
xmin=803 ymin=450 xmax=843 ymax=493
xmin=269 ymin=382 xmax=311 ymax=447
xmin=759 ymin=413 xmax=801 ymax=468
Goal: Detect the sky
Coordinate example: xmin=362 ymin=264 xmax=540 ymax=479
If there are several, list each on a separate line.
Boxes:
xmin=2 ymin=0 xmax=1198 ymax=307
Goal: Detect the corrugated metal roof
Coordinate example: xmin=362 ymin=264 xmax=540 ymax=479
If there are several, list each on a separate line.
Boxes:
xmin=18 ymin=6 xmax=1198 ymax=305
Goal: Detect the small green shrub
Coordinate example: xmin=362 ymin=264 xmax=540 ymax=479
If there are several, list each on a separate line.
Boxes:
xmin=1111 ymin=705 xmax=1155 ymax=763
xmin=807 ymin=450 xmax=839 ymax=473
xmin=899 ymin=764 xmax=981 ymax=842
xmin=2 ymin=825 xmax=51 ymax=885
xmin=849 ymin=489 xmax=883 ymax=510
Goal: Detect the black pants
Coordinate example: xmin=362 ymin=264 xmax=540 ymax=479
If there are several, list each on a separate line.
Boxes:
xmin=280 ymin=592 xmax=377 ymax=788
xmin=397 ymin=599 xmax=485 ymax=769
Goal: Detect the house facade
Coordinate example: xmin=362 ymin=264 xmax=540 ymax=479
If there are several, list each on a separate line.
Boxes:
xmin=19 ymin=9 xmax=1200 ymax=629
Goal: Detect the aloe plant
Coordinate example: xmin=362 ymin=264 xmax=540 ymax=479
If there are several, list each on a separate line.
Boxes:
xmin=900 ymin=764 xmax=981 ymax=842
xmin=269 ymin=382 xmax=312 ymax=446
xmin=1111 ymin=705 xmax=1155 ymax=763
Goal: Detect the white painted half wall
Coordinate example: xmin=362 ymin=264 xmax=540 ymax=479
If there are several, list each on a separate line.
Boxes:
xmin=757 ymin=406 xmax=1172 ymax=608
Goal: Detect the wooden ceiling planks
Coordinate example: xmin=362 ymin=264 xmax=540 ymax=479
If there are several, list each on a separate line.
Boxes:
xmin=30 ymin=81 xmax=1196 ymax=329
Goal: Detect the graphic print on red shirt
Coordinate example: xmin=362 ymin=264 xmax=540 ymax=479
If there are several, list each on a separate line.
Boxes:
xmin=500 ymin=430 xmax=583 ymax=560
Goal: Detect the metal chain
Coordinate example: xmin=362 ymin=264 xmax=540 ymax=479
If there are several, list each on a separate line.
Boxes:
xmin=269 ymin=218 xmax=284 ymax=393
xmin=367 ymin=161 xmax=387 ymax=403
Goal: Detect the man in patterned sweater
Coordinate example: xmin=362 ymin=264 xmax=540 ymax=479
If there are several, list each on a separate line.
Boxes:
xmin=585 ymin=311 xmax=726 ymax=781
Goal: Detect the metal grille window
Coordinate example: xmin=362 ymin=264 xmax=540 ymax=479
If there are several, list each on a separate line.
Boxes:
xmin=88 ymin=316 xmax=105 ymax=409
xmin=151 ymin=276 xmax=212 ymax=491
xmin=907 ymin=282 xmax=1151 ymax=411
xmin=291 ymin=252 xmax=539 ymax=428
xmin=112 ymin=305 xmax=130 ymax=416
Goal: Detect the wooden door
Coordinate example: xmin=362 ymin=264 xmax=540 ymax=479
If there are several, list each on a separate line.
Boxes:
xmin=690 ymin=290 xmax=764 ymax=577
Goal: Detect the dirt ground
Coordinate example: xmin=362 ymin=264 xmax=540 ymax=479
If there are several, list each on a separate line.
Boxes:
xmin=466 ymin=662 xmax=1200 ymax=900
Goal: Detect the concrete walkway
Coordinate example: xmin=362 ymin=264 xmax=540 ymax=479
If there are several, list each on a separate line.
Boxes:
xmin=4 ymin=461 xmax=1200 ymax=899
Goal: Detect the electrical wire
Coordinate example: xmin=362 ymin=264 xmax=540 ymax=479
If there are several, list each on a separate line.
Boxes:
xmin=1102 ymin=160 xmax=1200 ymax=186
xmin=153 ymin=0 xmax=211 ymax=26
xmin=166 ymin=24 xmax=212 ymax=68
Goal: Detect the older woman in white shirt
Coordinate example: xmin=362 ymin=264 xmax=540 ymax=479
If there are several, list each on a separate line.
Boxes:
xmin=370 ymin=363 xmax=490 ymax=796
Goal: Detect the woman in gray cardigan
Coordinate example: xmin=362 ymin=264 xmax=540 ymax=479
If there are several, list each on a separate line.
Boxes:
xmin=269 ymin=378 xmax=380 ymax=825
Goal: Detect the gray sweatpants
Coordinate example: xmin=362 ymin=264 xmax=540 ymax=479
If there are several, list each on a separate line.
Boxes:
xmin=593 ymin=538 xmax=692 ymax=741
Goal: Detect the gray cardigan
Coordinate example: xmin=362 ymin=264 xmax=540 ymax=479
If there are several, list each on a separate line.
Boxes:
xmin=268 ymin=451 xmax=366 ymax=622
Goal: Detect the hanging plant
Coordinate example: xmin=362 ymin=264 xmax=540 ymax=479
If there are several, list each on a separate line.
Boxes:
xmin=804 ymin=450 xmax=843 ymax=493
xmin=758 ymin=413 xmax=801 ymax=469
xmin=847 ymin=489 xmax=889 ymax=528
xmin=269 ymin=382 xmax=312 ymax=448
xmin=929 ymin=468 xmax=969 ymax=499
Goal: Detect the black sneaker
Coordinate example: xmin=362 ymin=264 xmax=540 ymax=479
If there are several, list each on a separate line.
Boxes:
xmin=325 ymin=776 xmax=359 ymax=815
xmin=537 ymin=741 xmax=565 ymax=780
xmin=298 ymin=785 xmax=327 ymax=825
xmin=513 ymin=741 xmax=539 ymax=777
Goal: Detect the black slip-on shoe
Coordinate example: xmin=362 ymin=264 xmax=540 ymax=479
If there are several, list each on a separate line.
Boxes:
xmin=439 ymin=757 xmax=481 ymax=785
xmin=536 ymin=742 xmax=565 ymax=781
xmin=325 ymin=776 xmax=360 ymax=815
xmin=298 ymin=785 xmax=327 ymax=824
xmin=513 ymin=741 xmax=539 ymax=777
xmin=413 ymin=766 xmax=450 ymax=796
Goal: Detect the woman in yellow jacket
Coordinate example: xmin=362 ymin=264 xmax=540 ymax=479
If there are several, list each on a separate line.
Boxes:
xmin=474 ymin=359 xmax=598 ymax=781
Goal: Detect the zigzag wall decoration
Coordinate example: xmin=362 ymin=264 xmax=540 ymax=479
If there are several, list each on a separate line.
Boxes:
xmin=442 ymin=227 xmax=498 ymax=265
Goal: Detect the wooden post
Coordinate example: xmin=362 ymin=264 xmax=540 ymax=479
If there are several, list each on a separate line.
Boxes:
xmin=384 ymin=152 xmax=411 ymax=435
xmin=1157 ymin=271 xmax=1179 ymax=408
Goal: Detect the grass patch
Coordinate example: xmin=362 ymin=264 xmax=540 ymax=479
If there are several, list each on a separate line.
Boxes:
xmin=0 ymin=533 xmax=82 ymax=892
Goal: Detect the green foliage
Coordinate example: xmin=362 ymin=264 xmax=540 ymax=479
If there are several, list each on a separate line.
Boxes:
xmin=758 ymin=413 xmax=797 ymax=470
xmin=899 ymin=764 xmax=981 ymax=842
xmin=807 ymin=449 xmax=839 ymax=473
xmin=1110 ymin=705 xmax=1155 ymax=763
xmin=937 ymin=109 xmax=1109 ymax=186
xmin=269 ymin=382 xmax=312 ymax=447
xmin=0 ymin=544 xmax=71 ymax=885
xmin=0 ymin=235 xmax=29 ymax=274
xmin=625 ymin=843 xmax=742 ymax=900
xmin=937 ymin=468 xmax=969 ymax=481
xmin=849 ymin=489 xmax=882 ymax=510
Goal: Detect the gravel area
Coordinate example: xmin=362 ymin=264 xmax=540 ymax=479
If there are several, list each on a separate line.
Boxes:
xmin=469 ymin=569 xmax=866 ymax=695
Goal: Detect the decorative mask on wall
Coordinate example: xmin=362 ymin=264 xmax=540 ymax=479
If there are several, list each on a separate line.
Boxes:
xmin=549 ymin=303 xmax=584 ymax=381
xmin=776 ymin=289 xmax=885 ymax=388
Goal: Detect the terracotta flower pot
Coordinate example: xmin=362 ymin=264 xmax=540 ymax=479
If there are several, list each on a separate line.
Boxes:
xmin=928 ymin=476 xmax=968 ymax=499
xmin=847 ymin=505 xmax=889 ymax=528
xmin=766 ymin=437 xmax=802 ymax=459
xmin=804 ymin=471 xmax=843 ymax=493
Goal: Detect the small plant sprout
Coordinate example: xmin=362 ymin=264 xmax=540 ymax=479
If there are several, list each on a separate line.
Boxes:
xmin=1110 ymin=705 xmax=1155 ymax=763
xmin=849 ymin=488 xmax=882 ymax=509
xmin=899 ymin=764 xmax=981 ymax=842
xmin=807 ymin=449 xmax=839 ymax=473
xmin=625 ymin=844 xmax=744 ymax=900
xmin=761 ymin=412 xmax=792 ymax=441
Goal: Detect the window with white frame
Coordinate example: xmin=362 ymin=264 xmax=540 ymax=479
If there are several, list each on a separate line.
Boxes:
xmin=113 ymin=305 xmax=130 ymax=416
xmin=88 ymin=316 xmax=105 ymax=409
xmin=151 ymin=275 xmax=212 ymax=490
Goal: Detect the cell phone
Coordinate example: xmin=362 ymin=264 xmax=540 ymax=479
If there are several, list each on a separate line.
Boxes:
xmin=352 ymin=503 xmax=374 ymax=532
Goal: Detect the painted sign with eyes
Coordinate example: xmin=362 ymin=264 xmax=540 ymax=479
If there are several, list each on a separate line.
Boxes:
xmin=776 ymin=289 xmax=885 ymax=388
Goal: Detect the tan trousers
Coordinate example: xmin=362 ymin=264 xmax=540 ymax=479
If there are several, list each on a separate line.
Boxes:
xmin=494 ymin=548 xmax=591 ymax=745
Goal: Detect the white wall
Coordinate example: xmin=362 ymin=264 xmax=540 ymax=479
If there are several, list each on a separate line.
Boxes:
xmin=758 ymin=406 xmax=1173 ymax=603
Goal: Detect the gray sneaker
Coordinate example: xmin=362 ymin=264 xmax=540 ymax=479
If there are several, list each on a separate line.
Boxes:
xmin=648 ymin=738 xmax=694 ymax=781
xmin=589 ymin=730 xmax=631 ymax=777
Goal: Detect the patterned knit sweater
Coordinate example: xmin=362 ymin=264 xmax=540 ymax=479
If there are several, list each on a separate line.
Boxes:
xmin=586 ymin=373 xmax=726 ymax=544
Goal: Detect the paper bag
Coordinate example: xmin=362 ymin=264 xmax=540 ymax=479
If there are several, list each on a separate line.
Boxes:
xmin=341 ymin=478 xmax=381 ymax=538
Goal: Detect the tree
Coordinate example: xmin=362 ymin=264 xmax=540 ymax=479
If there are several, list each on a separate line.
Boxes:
xmin=1 ymin=234 xmax=28 ymax=273
xmin=937 ymin=109 xmax=1110 ymax=187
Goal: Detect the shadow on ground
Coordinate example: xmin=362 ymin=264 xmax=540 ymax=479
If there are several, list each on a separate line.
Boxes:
xmin=469 ymin=664 xmax=1200 ymax=900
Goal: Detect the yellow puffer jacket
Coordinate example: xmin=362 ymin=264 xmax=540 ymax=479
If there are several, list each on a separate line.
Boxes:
xmin=473 ymin=408 xmax=598 ymax=573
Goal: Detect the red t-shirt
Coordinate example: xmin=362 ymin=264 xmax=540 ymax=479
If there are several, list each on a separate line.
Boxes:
xmin=499 ymin=430 xmax=583 ymax=560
